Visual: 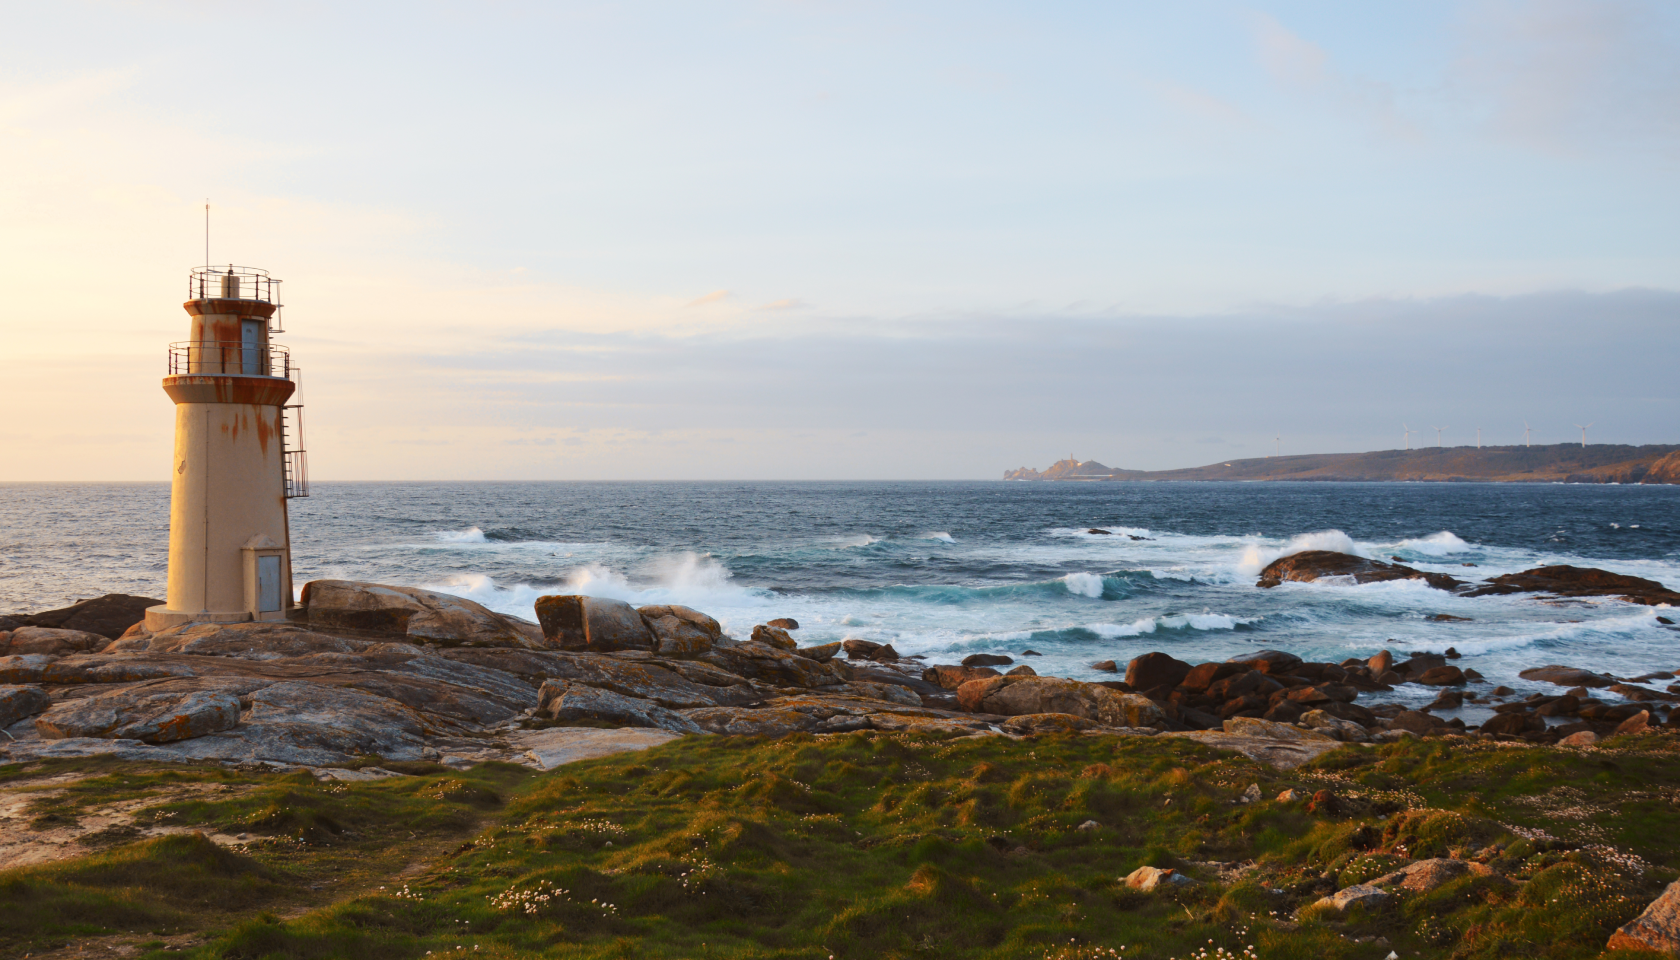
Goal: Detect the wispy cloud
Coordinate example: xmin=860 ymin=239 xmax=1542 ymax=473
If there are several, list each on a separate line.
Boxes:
xmin=686 ymin=289 xmax=731 ymax=307
xmin=755 ymin=298 xmax=807 ymax=311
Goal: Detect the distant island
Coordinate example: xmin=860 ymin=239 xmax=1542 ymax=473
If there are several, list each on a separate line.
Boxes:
xmin=1004 ymin=443 xmax=1680 ymax=484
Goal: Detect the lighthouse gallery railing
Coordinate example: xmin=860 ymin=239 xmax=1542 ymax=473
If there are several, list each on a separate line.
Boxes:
xmin=168 ymin=341 xmax=293 ymax=379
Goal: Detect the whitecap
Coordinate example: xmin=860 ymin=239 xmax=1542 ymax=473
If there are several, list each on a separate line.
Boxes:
xmin=1062 ymin=573 xmax=1106 ymax=598
xmin=1086 ymin=612 xmax=1254 ymax=637
xmin=922 ymin=532 xmax=956 ymax=543
xmin=436 ymin=527 xmax=488 ymax=544
xmin=1236 ymin=529 xmax=1368 ymax=577
xmin=1397 ymin=531 xmax=1473 ymax=556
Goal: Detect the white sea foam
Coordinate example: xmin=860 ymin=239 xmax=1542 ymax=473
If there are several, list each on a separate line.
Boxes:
xmin=1087 ymin=612 xmax=1254 ymax=637
xmin=1236 ymin=529 xmax=1368 ymax=576
xmin=422 ymin=552 xmax=773 ymax=628
xmin=922 ymin=532 xmax=956 ymax=543
xmin=833 ymin=534 xmax=880 ymax=548
xmin=437 ymin=527 xmax=488 ymax=544
xmin=1397 ymin=531 xmax=1473 ymax=556
xmin=1062 ymin=573 xmax=1106 ymax=598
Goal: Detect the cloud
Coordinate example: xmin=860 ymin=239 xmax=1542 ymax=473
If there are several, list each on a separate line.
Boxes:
xmin=1248 ymin=12 xmax=1418 ymax=141
xmin=755 ymin=298 xmax=807 ymax=311
xmin=1452 ymin=0 xmax=1680 ymax=153
xmin=686 ymin=289 xmax=731 ymax=307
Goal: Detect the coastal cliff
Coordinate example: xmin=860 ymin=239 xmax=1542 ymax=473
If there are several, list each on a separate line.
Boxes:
xmin=1004 ymin=443 xmax=1680 ymax=483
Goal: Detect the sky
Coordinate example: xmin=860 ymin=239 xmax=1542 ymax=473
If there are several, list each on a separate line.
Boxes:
xmin=1 ymin=0 xmax=1676 ymax=480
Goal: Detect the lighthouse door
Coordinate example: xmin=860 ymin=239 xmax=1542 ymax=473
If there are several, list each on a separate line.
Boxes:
xmin=256 ymin=554 xmax=282 ymax=612
xmin=241 ymin=320 xmax=262 ymax=374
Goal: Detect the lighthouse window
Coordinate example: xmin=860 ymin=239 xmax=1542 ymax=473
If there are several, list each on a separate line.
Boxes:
xmin=257 ymin=555 xmax=282 ymax=612
xmin=241 ymin=320 xmax=262 ymax=374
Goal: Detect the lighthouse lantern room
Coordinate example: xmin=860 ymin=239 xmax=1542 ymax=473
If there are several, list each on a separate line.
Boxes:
xmin=145 ymin=265 xmax=308 ymax=631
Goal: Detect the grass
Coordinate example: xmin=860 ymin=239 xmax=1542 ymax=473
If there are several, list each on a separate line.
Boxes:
xmin=4 ymin=731 xmax=1680 ymax=959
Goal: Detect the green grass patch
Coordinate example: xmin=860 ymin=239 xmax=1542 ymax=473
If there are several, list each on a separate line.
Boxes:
xmin=13 ymin=732 xmax=1680 ymax=958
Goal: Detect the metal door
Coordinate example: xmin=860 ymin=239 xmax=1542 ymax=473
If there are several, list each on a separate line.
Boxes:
xmin=241 ymin=320 xmax=262 ymax=374
xmin=257 ymin=555 xmax=282 ymax=612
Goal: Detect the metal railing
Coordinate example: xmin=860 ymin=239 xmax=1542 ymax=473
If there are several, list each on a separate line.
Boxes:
xmin=282 ymin=404 xmax=309 ymax=498
xmin=168 ymin=341 xmax=293 ymax=379
xmin=189 ymin=265 xmax=282 ymax=304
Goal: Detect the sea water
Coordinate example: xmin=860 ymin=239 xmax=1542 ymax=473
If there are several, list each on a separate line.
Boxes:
xmin=2 ymin=481 xmax=1677 ymax=708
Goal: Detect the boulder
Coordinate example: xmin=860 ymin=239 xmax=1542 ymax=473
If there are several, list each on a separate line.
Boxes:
xmin=1464 ymin=565 xmax=1680 ymax=606
xmin=1389 ymin=710 xmax=1450 ymax=735
xmin=751 ymin=624 xmax=798 ymax=651
xmin=1223 ymin=717 xmax=1335 ymax=742
xmin=638 ymin=604 xmax=722 ymax=657
xmin=0 ymin=685 xmax=51 ymax=726
xmin=1520 ymin=665 xmax=1616 ymax=688
xmin=700 ymin=641 xmax=850 ymax=688
xmin=16 ymin=594 xmax=161 ymax=640
xmin=4 ymin=626 xmax=109 ymax=656
xmin=1285 ymin=682 xmax=1359 ymax=704
xmin=1180 ymin=661 xmax=1243 ymax=692
xmin=1416 ymin=665 xmax=1467 ymax=686
xmin=956 ymin=676 xmax=1164 ymax=728
xmin=534 ymin=595 xmax=656 ymax=652
xmin=681 ymin=705 xmax=812 ymax=737
xmin=1125 ymin=652 xmax=1192 ymax=690
xmin=538 ymin=680 xmax=701 ymax=733
xmin=1306 ymin=884 xmax=1388 ymax=916
xmin=1480 ymin=711 xmax=1544 ymax=736
xmin=842 ymin=639 xmax=882 ymax=659
xmin=34 ymin=678 xmax=245 ymax=743
xmin=1613 ymin=711 xmax=1652 ymax=736
xmin=1559 ymin=730 xmax=1599 ymax=747
xmin=1226 ymin=650 xmax=1303 ymax=672
xmin=962 ymin=653 xmax=1014 ymax=667
xmin=1091 ymin=660 xmax=1118 ymax=672
xmin=869 ymin=644 xmax=901 ymax=662
xmin=1609 ymin=879 xmax=1680 ymax=954
xmin=767 ymin=618 xmax=799 ymax=630
xmin=922 ymin=664 xmax=1002 ymax=690
xmin=1371 ymin=859 xmax=1476 ymax=893
xmin=999 ymin=713 xmax=1102 ymax=736
xmin=1367 ymin=650 xmax=1394 ymax=674
xmin=302 ymin=580 xmax=545 ymax=648
xmin=795 ymin=642 xmax=841 ymax=663
xmin=535 ymin=652 xmax=749 ymax=707
xmin=834 ymin=681 xmax=923 ymax=707
xmin=1257 ymin=551 xmax=1463 ymax=591
xmin=1299 ymin=710 xmax=1371 ymax=742
xmin=1006 ymin=665 xmax=1038 ymax=677
xmin=1124 ymin=866 xmax=1196 ymax=892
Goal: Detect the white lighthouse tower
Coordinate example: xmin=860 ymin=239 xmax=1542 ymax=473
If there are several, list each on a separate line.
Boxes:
xmin=145 ymin=266 xmax=308 ymax=631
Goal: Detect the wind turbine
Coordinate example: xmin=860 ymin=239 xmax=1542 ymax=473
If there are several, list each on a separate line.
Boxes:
xmin=1433 ymin=425 xmax=1448 ymax=448
xmin=1523 ymin=421 xmax=1532 ymax=447
xmin=1403 ymin=424 xmax=1413 ymax=450
xmin=1576 ymin=423 xmax=1594 ymax=448
xmin=1476 ymin=427 xmax=1482 ymax=449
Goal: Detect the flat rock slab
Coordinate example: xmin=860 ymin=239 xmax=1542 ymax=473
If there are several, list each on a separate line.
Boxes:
xmin=1164 ymin=731 xmax=1346 ymax=770
xmin=513 ymin=727 xmax=685 ymax=770
xmin=34 ymin=679 xmax=245 ymax=743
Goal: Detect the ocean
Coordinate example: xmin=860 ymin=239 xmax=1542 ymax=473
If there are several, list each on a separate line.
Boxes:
xmin=3 ymin=481 xmax=1677 ymax=709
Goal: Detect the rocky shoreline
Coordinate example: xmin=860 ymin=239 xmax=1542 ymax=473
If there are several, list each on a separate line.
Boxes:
xmin=2 ymin=547 xmax=1675 ymax=776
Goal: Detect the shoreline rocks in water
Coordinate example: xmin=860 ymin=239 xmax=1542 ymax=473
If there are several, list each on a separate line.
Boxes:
xmin=3 ymin=578 xmax=1677 ymax=772
xmin=1257 ymin=551 xmax=1464 ymax=591
xmin=1255 ymin=550 xmax=1680 ymax=611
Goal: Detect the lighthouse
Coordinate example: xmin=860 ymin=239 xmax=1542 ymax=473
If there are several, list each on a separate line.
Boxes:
xmin=145 ymin=266 xmax=308 ymax=631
